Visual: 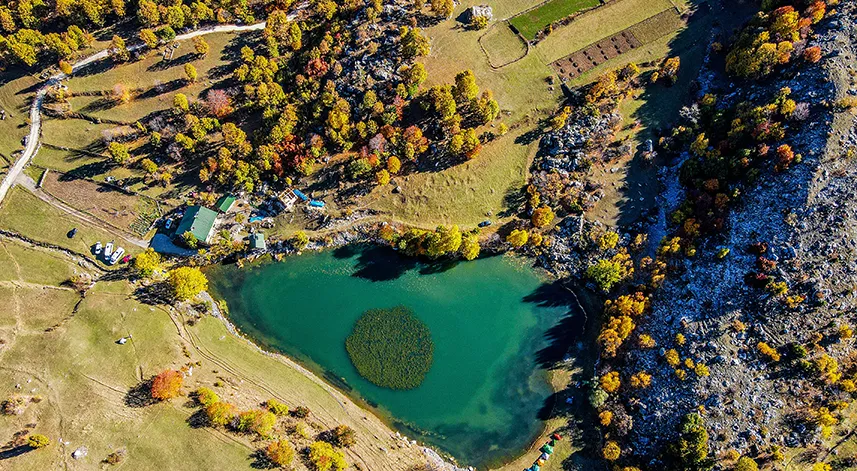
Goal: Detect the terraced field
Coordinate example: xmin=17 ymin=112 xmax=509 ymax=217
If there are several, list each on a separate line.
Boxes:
xmin=509 ymin=0 xmax=602 ymax=40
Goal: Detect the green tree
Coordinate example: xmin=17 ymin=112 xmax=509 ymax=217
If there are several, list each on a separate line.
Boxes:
xmin=195 ymin=387 xmax=219 ymax=407
xmin=668 ymin=413 xmax=713 ymax=471
xmin=735 ymin=457 xmax=759 ymax=471
xmin=586 ymin=258 xmax=627 ymax=291
xmin=134 ymin=248 xmax=162 ymax=277
xmin=168 ymin=266 xmax=208 ymax=301
xmin=400 ymin=26 xmax=430 ymax=59
xmin=107 ymin=142 xmax=130 ymax=164
xmin=236 ymin=409 xmax=276 ymax=437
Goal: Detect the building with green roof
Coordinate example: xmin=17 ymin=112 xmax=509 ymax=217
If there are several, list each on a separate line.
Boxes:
xmin=174 ymin=206 xmax=218 ymax=246
xmin=215 ymin=194 xmax=236 ymax=213
xmin=249 ymin=232 xmax=266 ymax=251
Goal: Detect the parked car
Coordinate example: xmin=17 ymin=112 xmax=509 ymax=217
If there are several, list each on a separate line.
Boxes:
xmin=94 ymin=241 xmax=102 ymax=255
xmin=67 ymin=228 xmax=77 ymax=238
xmin=478 ymin=220 xmax=492 ymax=227
xmin=104 ymin=241 xmax=114 ymax=258
xmin=164 ymin=218 xmax=173 ymax=230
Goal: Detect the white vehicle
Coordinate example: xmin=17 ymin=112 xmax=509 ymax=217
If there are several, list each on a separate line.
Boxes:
xmin=94 ymin=241 xmax=102 ymax=254
xmin=109 ymin=247 xmax=125 ymax=265
xmin=104 ymin=241 xmax=114 ymax=258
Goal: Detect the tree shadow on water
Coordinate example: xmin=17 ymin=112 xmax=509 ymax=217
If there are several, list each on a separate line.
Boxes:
xmin=523 ymin=281 xmax=591 ymax=370
xmin=333 ymin=244 xmax=420 ymax=282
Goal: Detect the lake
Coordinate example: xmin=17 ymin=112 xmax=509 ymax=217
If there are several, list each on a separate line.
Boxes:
xmin=207 ymin=244 xmax=579 ymax=469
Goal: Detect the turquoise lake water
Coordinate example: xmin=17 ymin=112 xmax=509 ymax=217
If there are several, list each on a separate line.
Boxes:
xmin=207 ymin=244 xmax=577 ymax=469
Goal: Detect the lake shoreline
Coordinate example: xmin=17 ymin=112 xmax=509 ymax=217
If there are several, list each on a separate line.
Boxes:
xmin=203 ymin=241 xmax=587 ymax=470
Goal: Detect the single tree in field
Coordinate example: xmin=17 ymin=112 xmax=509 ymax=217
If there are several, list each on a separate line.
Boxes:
xmin=184 ymin=63 xmax=198 ymax=82
xmin=167 ymin=266 xmax=208 ymax=300
xmin=27 ymin=434 xmax=50 ymax=449
xmin=110 ymin=35 xmax=129 ymax=61
xmin=150 ymin=369 xmax=183 ymax=400
xmin=139 ymin=28 xmax=158 ymax=49
xmin=192 ymin=36 xmax=209 ymax=56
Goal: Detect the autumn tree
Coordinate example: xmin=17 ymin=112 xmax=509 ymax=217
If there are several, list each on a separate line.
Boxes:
xmin=134 ymin=248 xmax=162 ymax=277
xmin=185 ymin=63 xmax=198 ymax=82
xmin=266 ymin=440 xmax=296 ymax=467
xmin=586 ymin=253 xmax=633 ymax=291
xmin=168 ymin=266 xmax=208 ymax=301
xmin=376 ymin=169 xmax=390 ymax=186
xmin=506 ymin=229 xmax=528 ymax=247
xmin=387 ymin=155 xmax=401 ymax=174
xmin=460 ymin=232 xmax=480 ymax=260
xmin=331 ymin=425 xmax=357 ymax=448
xmin=453 ymin=70 xmax=479 ymax=103
xmin=205 ymin=401 xmax=237 ymax=426
xmin=430 ymin=0 xmax=454 ymax=17
xmin=59 ymin=60 xmax=73 ymax=75
xmin=292 ymin=231 xmax=309 ymax=250
xmin=236 ymin=409 xmax=276 ymax=437
xmin=174 ymin=93 xmax=190 ymax=113
xmin=110 ymin=35 xmax=129 ymax=62
xmin=139 ymin=29 xmax=158 ymax=49
xmin=150 ymin=370 xmax=183 ymax=400
xmin=27 ymin=434 xmax=50 ymax=449
xmin=308 ymin=441 xmax=347 ymax=471
xmin=205 ymin=89 xmax=232 ymax=117
xmin=138 ymin=0 xmax=160 ymax=26
xmin=803 ymin=46 xmax=821 ymax=63
xmin=193 ymin=36 xmax=209 ymax=56
xmin=531 ymin=206 xmax=555 ymax=227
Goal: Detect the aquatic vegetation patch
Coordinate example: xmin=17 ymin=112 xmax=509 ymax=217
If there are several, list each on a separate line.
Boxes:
xmin=345 ymin=306 xmax=434 ymax=390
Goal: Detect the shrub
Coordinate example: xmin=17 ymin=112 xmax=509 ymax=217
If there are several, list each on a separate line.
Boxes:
xmin=151 ymin=370 xmax=183 ymax=400
xmin=597 ymin=231 xmax=620 ymax=250
xmin=345 ymin=307 xmax=433 ymax=389
xmin=195 ymin=387 xmax=219 ymax=407
xmin=265 ymin=439 xmax=295 ymax=467
xmin=668 ymin=413 xmax=710 ymax=469
xmin=735 ymin=456 xmax=759 ymax=471
xmin=599 ymin=410 xmax=613 ymax=426
xmin=630 ymin=372 xmax=652 ymax=388
xmin=105 ymin=449 xmax=126 ymax=464
xmin=757 ymin=342 xmax=781 ymax=362
xmin=292 ymin=231 xmax=310 ymax=250
xmin=292 ymin=406 xmax=310 ymax=418
xmin=205 ymin=401 xmax=237 ymax=426
xmin=266 ymin=398 xmax=289 ymax=416
xmin=589 ymin=387 xmax=608 ymax=408
xmin=308 ymin=441 xmax=347 ymax=471
xmin=803 ymin=46 xmax=822 ymax=63
xmin=27 ymin=434 xmax=50 ymax=448
xmin=236 ymin=409 xmax=276 ymax=437
xmin=665 ymin=349 xmax=680 ymax=367
xmin=331 ymin=424 xmax=357 ymax=448
xmin=586 ymin=253 xmax=633 ymax=291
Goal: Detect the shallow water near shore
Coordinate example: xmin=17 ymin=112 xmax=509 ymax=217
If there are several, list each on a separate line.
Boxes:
xmin=207 ymin=244 xmax=579 ymax=469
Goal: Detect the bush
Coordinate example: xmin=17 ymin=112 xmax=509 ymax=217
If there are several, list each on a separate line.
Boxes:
xmin=195 ymin=387 xmax=219 ymax=407
xmin=331 ymin=424 xmax=357 ymax=448
xmin=586 ymin=253 xmax=633 ymax=291
xmin=600 ymin=371 xmax=620 ymax=393
xmin=168 ymin=267 xmax=208 ymax=301
xmin=265 ymin=439 xmax=295 ymax=467
xmin=105 ymin=449 xmax=126 ymax=465
xmin=308 ymin=441 xmax=347 ymax=471
xmin=506 ymin=229 xmax=529 ymax=247
xmin=603 ymin=441 xmax=621 ymax=460
xmin=27 ymin=434 xmax=50 ymax=449
xmin=292 ymin=405 xmax=310 ymax=418
xmin=736 ymin=456 xmax=759 ymax=471
xmin=292 ymin=231 xmax=310 ymax=250
xmin=266 ymin=398 xmax=289 ymax=416
xmin=531 ymin=206 xmax=555 ymax=227
xmin=345 ymin=307 xmax=434 ymax=389
xmin=151 ymin=370 xmax=183 ymax=400
xmin=205 ymin=401 xmax=237 ymax=426
xmin=235 ymin=409 xmax=276 ymax=437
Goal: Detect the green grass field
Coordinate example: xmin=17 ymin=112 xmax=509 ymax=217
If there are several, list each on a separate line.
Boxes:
xmin=533 ymin=0 xmax=674 ymax=63
xmin=480 ymin=22 xmax=529 ymax=67
xmin=0 ymin=186 xmax=141 ymax=257
xmin=509 ymin=0 xmax=601 ymax=40
xmin=0 ymin=73 xmax=39 ymax=165
xmin=0 ymin=237 xmax=428 ymax=470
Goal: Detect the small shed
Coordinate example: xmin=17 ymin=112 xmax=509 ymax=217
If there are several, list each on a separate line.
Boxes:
xmin=174 ymin=206 xmax=218 ymax=245
xmin=216 ymin=194 xmax=236 ymax=213
xmin=249 ymin=233 xmax=266 ymax=251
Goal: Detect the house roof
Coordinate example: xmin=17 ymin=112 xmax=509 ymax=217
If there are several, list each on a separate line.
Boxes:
xmin=215 ymin=195 xmax=236 ymax=212
xmin=249 ymin=233 xmax=266 ymax=250
xmin=174 ymin=206 xmax=218 ymax=244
